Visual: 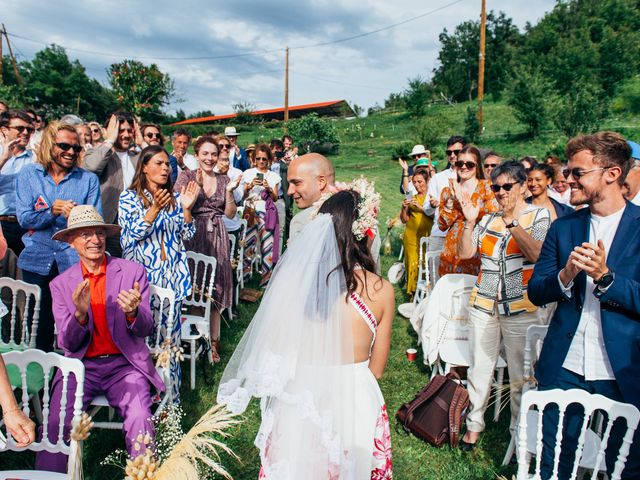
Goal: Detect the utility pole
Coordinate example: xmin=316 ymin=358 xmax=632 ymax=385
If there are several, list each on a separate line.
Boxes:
xmin=0 ymin=28 xmax=3 ymax=84
xmin=283 ymin=47 xmax=289 ymax=133
xmin=2 ymin=24 xmax=23 ymax=85
xmin=477 ymin=0 xmax=487 ymax=131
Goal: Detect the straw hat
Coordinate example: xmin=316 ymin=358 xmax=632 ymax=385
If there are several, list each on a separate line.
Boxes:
xmin=224 ymin=126 xmax=239 ymax=137
xmin=409 ymin=144 xmax=427 ymax=157
xmin=52 ymin=205 xmax=121 ymax=242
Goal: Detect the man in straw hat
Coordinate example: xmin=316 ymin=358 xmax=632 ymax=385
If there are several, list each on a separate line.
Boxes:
xmin=224 ymin=126 xmax=250 ymax=171
xmin=36 ymin=205 xmax=164 ymax=473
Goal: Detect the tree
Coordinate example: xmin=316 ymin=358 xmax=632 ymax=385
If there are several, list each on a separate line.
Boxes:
xmin=403 ymin=77 xmax=432 ymax=118
xmin=109 ymin=60 xmax=175 ymax=119
xmin=554 ymin=83 xmax=609 ymax=138
xmin=506 ymin=65 xmax=558 ymax=137
xmin=232 ymin=101 xmax=256 ymax=124
xmin=288 ymin=113 xmax=340 ymax=154
xmin=464 ymin=106 xmax=481 ymax=142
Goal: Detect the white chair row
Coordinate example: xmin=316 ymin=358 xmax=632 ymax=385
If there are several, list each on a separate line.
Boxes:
xmin=0 ymin=278 xmax=41 ymax=351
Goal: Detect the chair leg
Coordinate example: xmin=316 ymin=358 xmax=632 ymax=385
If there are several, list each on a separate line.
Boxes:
xmin=494 ymin=367 xmax=505 ymax=422
xmin=190 ymin=340 xmax=196 ymax=390
xmin=502 ymin=434 xmax=515 ymax=466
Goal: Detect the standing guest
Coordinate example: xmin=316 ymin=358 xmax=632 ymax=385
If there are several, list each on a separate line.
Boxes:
xmin=269 ymin=138 xmax=290 ymax=243
xmin=26 ymin=109 xmax=43 ymax=151
xmin=399 ymin=144 xmax=430 ymax=194
xmin=400 ymin=169 xmax=434 ymax=297
xmin=16 ymin=122 xmax=101 ymax=352
xmin=438 ymin=145 xmax=498 ymax=277
xmin=88 ymin=121 xmax=103 ymax=147
xmin=118 ymin=145 xmax=199 ymax=401
xmin=140 ymin=124 xmax=164 ymax=148
xmin=225 ymin=126 xmax=250 ymax=171
xmin=549 ymin=166 xmax=572 ymax=205
xmin=520 ymin=156 xmax=538 ymax=170
xmin=241 ymin=144 xmax=280 ymax=286
xmin=544 ymin=155 xmax=562 ymax=169
xmin=245 ymin=144 xmax=256 ymax=168
xmin=424 ymin=135 xmax=467 ymax=252
xmin=35 ymin=205 xmax=164 ymax=473
xmin=0 ymin=109 xmax=36 ymax=256
xmin=84 ymin=112 xmax=140 ymax=256
xmin=529 ymin=132 xmax=640 ymax=479
xmin=174 ymin=137 xmax=238 ymax=363
xmin=482 ymin=151 xmax=502 ymax=180
xmin=526 ymin=164 xmax=574 ymax=221
xmin=456 ymin=161 xmax=550 ymax=451
xmin=282 ymin=134 xmax=298 ymax=161
xmin=623 ymin=140 xmax=640 ymax=205
xmin=75 ymin=124 xmax=92 ymax=149
xmin=170 ymin=128 xmax=198 ymax=178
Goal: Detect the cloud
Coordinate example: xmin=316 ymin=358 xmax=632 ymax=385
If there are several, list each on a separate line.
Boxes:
xmin=2 ymin=0 xmax=557 ymax=116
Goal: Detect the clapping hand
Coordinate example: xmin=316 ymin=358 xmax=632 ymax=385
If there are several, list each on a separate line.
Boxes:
xmin=398 ymin=158 xmax=409 ymax=172
xmin=570 ymin=240 xmax=609 ymax=281
xmin=52 ymin=199 xmax=77 ymax=218
xmin=105 ymin=114 xmax=119 ymax=145
xmin=458 ymin=190 xmax=480 ymax=223
xmin=117 ymin=281 xmax=141 ymax=317
xmin=180 ymin=181 xmax=200 ymax=211
xmin=226 ymin=175 xmax=242 ymax=193
xmin=0 ymin=139 xmax=22 ymax=164
xmin=133 ymin=118 xmax=144 ymax=147
xmin=152 ymin=189 xmax=172 ymax=211
xmin=72 ymin=279 xmax=91 ymax=324
xmin=501 ymin=191 xmax=518 ymax=225
xmin=4 ymin=407 xmax=35 ymax=447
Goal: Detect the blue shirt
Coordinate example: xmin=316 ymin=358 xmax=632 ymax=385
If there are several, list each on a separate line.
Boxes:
xmin=0 ymin=149 xmax=35 ymax=215
xmin=16 ymin=163 xmax=102 ymax=275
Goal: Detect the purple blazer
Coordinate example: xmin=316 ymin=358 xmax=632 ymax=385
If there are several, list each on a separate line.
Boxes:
xmin=50 ymin=256 xmax=164 ymax=392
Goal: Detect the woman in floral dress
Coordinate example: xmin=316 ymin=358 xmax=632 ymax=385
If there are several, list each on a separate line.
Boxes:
xmin=119 ymin=145 xmax=199 ymax=402
xmin=438 ymin=145 xmax=498 ymax=277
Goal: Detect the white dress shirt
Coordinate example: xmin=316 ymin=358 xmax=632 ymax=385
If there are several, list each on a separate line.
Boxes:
xmin=117 ymin=150 xmax=137 ymax=190
xmin=560 ymin=206 xmax=625 ymax=380
xmin=425 ymin=167 xmax=457 ymax=236
xmin=631 ymin=190 xmax=640 ymax=206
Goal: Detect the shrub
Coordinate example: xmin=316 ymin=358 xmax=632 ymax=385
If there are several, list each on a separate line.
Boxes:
xmin=611 ymin=75 xmax=640 ymax=115
xmin=554 ymin=83 xmax=609 ymax=138
xmin=506 ymin=66 xmax=558 ymax=137
xmin=288 ymin=113 xmax=340 ymax=154
xmin=403 ymin=77 xmax=432 ymax=118
xmin=390 ymin=141 xmax=416 ymax=160
xmin=464 ymin=106 xmax=481 ymax=142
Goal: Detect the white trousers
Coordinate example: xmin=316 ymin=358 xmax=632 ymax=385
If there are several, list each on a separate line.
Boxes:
xmin=466 ymin=307 xmax=542 ymax=433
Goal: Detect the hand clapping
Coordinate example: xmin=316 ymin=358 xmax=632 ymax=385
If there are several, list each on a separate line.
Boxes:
xmin=117 ymin=281 xmax=142 ymax=316
xmin=180 ymin=181 xmax=200 ymax=211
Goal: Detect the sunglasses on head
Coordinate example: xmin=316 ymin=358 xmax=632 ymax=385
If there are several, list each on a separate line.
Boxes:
xmin=10 ymin=125 xmax=35 ymax=134
xmin=55 ymin=142 xmax=83 ymax=153
xmin=145 ymin=132 xmax=161 ymax=139
xmin=454 ymin=160 xmax=476 ymax=169
xmin=490 ymin=182 xmax=518 ymax=193
xmin=446 ymin=149 xmax=461 ymax=157
xmin=562 ymin=167 xmax=610 ymax=180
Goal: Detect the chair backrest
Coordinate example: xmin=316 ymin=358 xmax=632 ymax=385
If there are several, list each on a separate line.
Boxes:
xmin=184 ymin=251 xmax=217 ymax=316
xmin=0 ymin=277 xmax=42 ymax=349
xmin=425 ymin=250 xmax=442 ymax=287
xmin=228 ymin=233 xmax=236 ymax=263
xmin=148 ymin=284 xmax=176 ymax=353
xmin=517 ymin=388 xmax=640 ymax=480
xmin=523 ymin=324 xmax=549 ymax=394
xmin=416 ymin=236 xmax=429 ymax=289
xmin=1 ymin=350 xmax=84 ymax=455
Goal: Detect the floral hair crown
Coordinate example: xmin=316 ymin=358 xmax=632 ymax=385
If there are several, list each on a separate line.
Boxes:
xmin=335 ymin=176 xmax=381 ymax=241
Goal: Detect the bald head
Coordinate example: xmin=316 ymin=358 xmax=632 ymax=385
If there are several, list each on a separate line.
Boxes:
xmin=287 ymin=153 xmax=335 ymax=208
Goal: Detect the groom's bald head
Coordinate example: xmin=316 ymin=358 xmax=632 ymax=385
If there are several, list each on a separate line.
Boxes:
xmin=287 ymin=153 xmax=335 ymax=208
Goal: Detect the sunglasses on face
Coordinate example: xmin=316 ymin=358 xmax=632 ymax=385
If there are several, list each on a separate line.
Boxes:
xmin=446 ymin=149 xmax=461 ymax=157
xmin=91 ymin=128 xmax=100 ymax=133
xmin=490 ymin=182 xmax=518 ymax=193
xmin=145 ymin=132 xmax=162 ymax=139
xmin=454 ymin=160 xmax=476 ymax=169
xmin=9 ymin=125 xmax=35 ymax=134
xmin=55 ymin=142 xmax=83 ymax=153
xmin=484 ymin=163 xmax=499 ymax=169
xmin=562 ymin=167 xmax=610 ymax=180
xmin=255 ymin=156 xmax=269 ymax=161
xmin=219 ymin=144 xmax=230 ymax=149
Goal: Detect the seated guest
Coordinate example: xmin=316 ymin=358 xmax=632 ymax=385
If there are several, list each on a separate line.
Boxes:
xmin=526 ymin=164 xmax=574 ymax=221
xmin=530 ymin=132 xmax=640 ymax=479
xmin=35 ymin=205 xmax=163 ymax=473
xmin=400 ymin=168 xmax=434 ymax=297
xmin=16 ymin=122 xmax=101 ymax=351
xmin=118 ymin=145 xmax=199 ymax=401
xmin=456 ymin=161 xmax=550 ymax=451
xmin=175 ymin=136 xmax=237 ymax=363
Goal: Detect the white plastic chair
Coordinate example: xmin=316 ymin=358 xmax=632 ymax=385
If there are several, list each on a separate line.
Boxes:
xmin=413 ymin=237 xmax=442 ymax=305
xmin=516 ymin=388 xmax=640 ymax=480
xmin=89 ymin=285 xmax=175 ymax=430
xmin=503 ymin=324 xmax=550 ymax=465
xmin=235 ymin=219 xmax=248 ymax=301
xmin=181 ymin=251 xmax=217 ymax=390
xmin=0 ymin=350 xmax=85 ymax=480
xmin=0 ymin=278 xmax=42 ymax=350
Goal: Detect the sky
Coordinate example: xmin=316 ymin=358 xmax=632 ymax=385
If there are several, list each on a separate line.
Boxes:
xmin=3 ymin=0 xmax=557 ymax=117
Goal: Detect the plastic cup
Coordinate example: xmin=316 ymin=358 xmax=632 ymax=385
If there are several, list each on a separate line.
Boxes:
xmin=406 ymin=348 xmax=418 ymax=362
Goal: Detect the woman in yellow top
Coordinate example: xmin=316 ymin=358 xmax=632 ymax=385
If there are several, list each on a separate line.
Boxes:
xmin=438 ymin=145 xmax=498 ymax=277
xmin=401 ymin=166 xmax=433 ymax=296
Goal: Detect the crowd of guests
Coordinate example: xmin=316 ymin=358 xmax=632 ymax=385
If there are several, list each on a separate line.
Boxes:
xmin=0 ymin=105 xmax=301 ymax=473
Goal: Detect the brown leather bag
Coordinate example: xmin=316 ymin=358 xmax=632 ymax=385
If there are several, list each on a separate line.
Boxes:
xmin=396 ymin=372 xmax=470 ymax=448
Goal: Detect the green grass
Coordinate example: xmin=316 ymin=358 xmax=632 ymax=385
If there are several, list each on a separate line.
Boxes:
xmin=3 ymin=102 xmax=640 ymax=478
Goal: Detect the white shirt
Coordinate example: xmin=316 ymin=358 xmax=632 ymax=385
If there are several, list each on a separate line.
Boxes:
xmin=222 ymin=166 xmax=244 ymax=232
xmin=117 ymin=150 xmax=137 ymax=190
xmin=241 ymin=168 xmax=280 ymax=213
xmin=631 ymin=190 xmax=640 ymax=206
xmin=425 ymin=167 xmax=457 ymax=237
xmin=548 ymin=187 xmax=572 ymax=206
xmin=560 ymin=206 xmax=625 ymax=380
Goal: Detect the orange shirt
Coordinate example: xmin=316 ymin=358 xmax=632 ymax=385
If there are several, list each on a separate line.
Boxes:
xmin=83 ymin=258 xmax=121 ymax=358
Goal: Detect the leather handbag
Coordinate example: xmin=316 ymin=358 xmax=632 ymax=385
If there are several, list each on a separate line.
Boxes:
xmin=396 ymin=372 xmax=470 ymax=448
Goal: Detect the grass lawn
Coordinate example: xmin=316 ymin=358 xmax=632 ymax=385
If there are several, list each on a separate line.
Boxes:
xmin=3 ymin=101 xmax=639 ymax=478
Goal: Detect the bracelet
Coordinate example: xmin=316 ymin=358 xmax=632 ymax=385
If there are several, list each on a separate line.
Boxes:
xmin=2 ymin=406 xmax=21 ymax=418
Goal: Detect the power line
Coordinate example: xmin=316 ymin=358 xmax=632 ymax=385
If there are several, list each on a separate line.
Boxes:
xmin=4 ymin=0 xmax=465 ymax=62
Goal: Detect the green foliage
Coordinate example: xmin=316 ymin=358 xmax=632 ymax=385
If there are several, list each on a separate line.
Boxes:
xmin=390 ymin=141 xmax=415 ymax=160
xmin=288 ymin=113 xmax=340 ymax=154
xmin=554 ymin=83 xmax=609 ymax=138
xmin=418 ymin=113 xmax=455 ymax=153
xmin=109 ymin=59 xmax=175 ymax=119
xmin=506 ymin=66 xmax=558 ymax=137
xmin=464 ymin=106 xmax=481 ymax=142
xmin=403 ymin=76 xmax=432 ymax=118
xmin=612 ymin=75 xmax=640 ymax=115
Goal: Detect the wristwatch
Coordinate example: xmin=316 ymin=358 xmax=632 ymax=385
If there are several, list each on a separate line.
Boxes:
xmin=505 ymin=219 xmax=519 ymax=229
xmin=594 ymin=271 xmax=614 ymax=289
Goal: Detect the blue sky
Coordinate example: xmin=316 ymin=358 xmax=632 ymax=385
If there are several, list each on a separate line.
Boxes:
xmin=3 ymin=0 xmax=557 ymax=116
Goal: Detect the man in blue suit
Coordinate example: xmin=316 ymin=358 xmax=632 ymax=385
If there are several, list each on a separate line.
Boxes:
xmin=529 ymin=131 xmax=640 ymax=479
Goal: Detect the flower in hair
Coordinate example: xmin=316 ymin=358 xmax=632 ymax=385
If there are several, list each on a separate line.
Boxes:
xmin=348 ymin=176 xmax=380 ymax=241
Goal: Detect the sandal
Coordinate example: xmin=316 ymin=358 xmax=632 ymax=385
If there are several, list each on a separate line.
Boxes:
xmin=209 ymin=340 xmax=221 ymax=364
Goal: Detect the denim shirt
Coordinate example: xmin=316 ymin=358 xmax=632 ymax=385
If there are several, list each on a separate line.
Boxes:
xmin=16 ymin=163 xmax=102 ymax=275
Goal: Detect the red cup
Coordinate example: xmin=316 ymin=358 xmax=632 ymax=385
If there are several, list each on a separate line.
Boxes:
xmin=406 ymin=348 xmax=418 ymax=362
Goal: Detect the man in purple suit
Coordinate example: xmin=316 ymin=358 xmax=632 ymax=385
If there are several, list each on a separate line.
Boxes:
xmin=35 ymin=205 xmax=164 ymax=473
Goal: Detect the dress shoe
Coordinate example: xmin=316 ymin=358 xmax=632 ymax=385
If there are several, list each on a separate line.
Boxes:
xmin=459 ymin=438 xmax=477 ymax=452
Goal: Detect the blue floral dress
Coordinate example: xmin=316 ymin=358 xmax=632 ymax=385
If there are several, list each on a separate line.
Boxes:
xmin=118 ymin=189 xmax=195 ymax=402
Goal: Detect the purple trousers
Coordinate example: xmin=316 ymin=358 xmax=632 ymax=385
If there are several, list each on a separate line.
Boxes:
xmin=35 ymin=355 xmax=155 ymax=473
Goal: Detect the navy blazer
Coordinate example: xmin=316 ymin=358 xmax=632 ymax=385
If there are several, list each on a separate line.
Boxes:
xmin=529 ymin=202 xmax=640 ymax=408
xmin=526 ymin=196 xmax=574 ymax=219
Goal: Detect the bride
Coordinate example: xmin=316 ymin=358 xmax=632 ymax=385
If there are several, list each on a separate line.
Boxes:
xmin=218 ymin=188 xmax=395 ymax=479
